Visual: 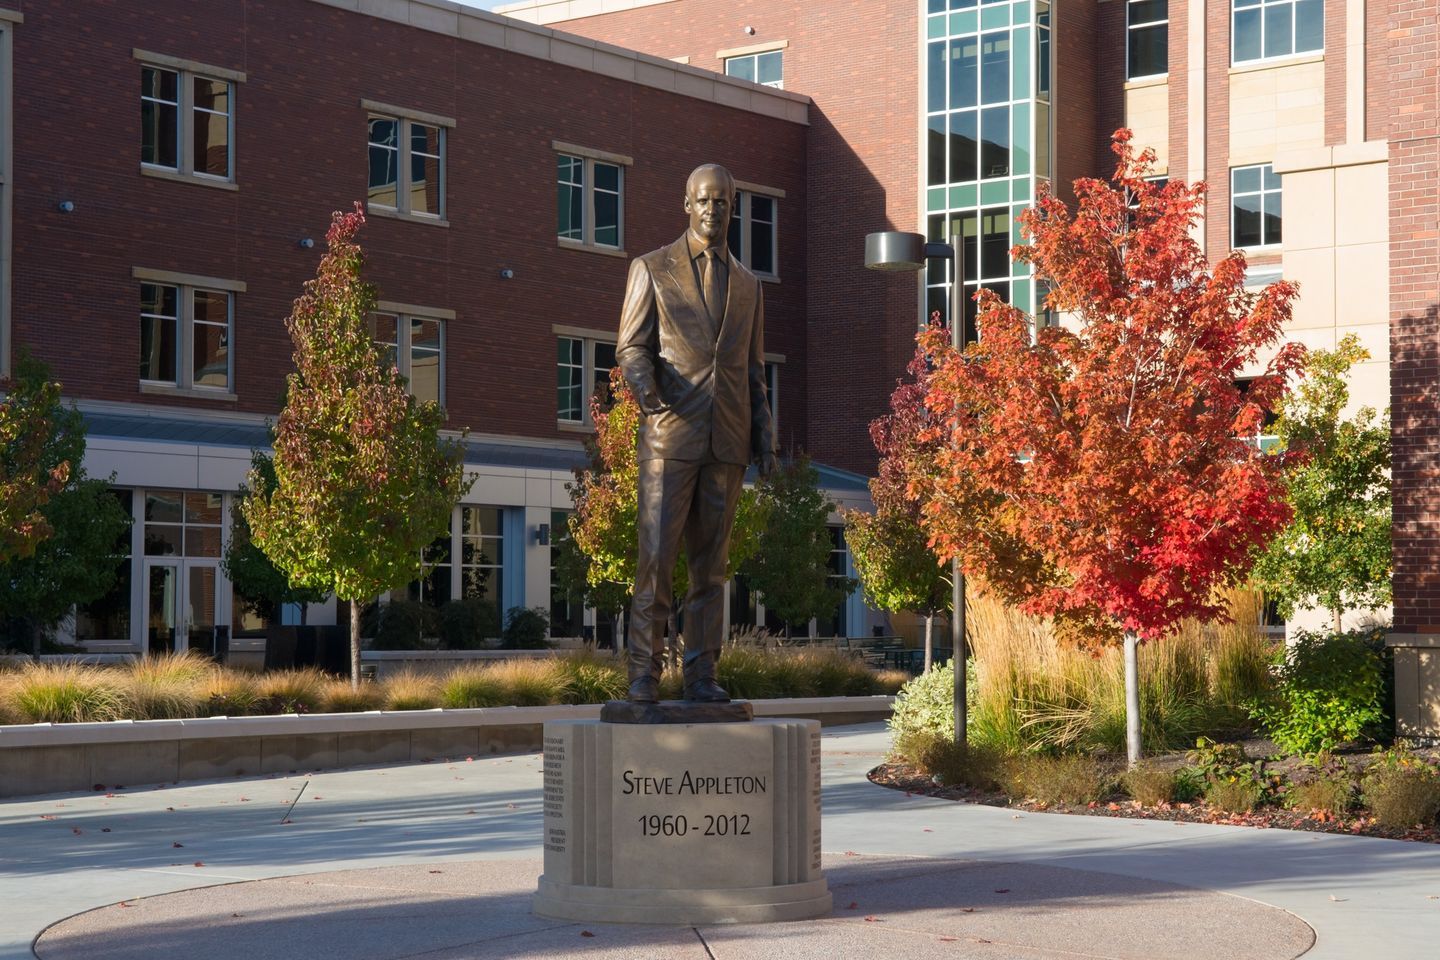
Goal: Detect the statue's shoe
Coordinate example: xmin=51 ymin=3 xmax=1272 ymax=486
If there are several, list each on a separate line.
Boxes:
xmin=627 ymin=676 xmax=660 ymax=703
xmin=683 ymin=678 xmax=731 ymax=703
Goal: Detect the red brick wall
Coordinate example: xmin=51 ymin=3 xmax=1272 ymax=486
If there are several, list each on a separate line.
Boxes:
xmin=1324 ymin=0 xmax=1346 ymax=145
xmin=1386 ymin=0 xmax=1440 ymax=632
xmin=1367 ymin=0 xmax=1391 ymax=142
xmin=1205 ymin=0 xmax=1232 ymax=261
xmin=1054 ymin=0 xmax=1101 ymax=205
xmin=1169 ymin=0 xmax=1190 ymax=182
xmin=1094 ymin=0 xmax=1127 ymax=180
xmin=10 ymin=0 xmax=808 ymax=450
xmin=539 ymin=0 xmax=919 ymax=474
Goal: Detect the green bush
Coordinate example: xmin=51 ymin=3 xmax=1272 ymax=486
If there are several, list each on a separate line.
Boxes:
xmin=892 ymin=729 xmax=1005 ymax=792
xmin=1284 ymin=751 xmax=1357 ymax=816
xmin=501 ymin=607 xmax=550 ymax=649
xmin=1247 ymin=629 xmax=1387 ymax=754
xmin=1362 ymin=747 xmax=1440 ymax=828
xmin=1191 ymin=737 xmax=1276 ymax=812
xmin=888 ymin=661 xmax=959 ymax=741
xmin=438 ymin=599 xmax=500 ymax=650
xmin=365 ymin=600 xmax=438 ymax=651
xmin=555 ymin=656 xmax=627 ymax=704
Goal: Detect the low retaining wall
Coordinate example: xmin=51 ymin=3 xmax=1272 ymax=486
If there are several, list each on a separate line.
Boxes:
xmin=0 ymin=696 xmax=894 ymax=799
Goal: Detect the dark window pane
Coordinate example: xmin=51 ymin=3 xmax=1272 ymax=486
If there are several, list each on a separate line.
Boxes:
xmin=146 ymin=491 xmax=183 ymax=524
xmin=1263 ymin=3 xmax=1292 ymax=58
xmin=594 ymin=162 xmax=619 ymax=193
xmin=1265 ymin=190 xmax=1282 ymax=245
xmin=143 ymin=523 xmax=182 ymax=556
xmin=950 ymin=37 xmax=978 ymax=110
xmin=980 ymin=32 xmax=1010 ymax=105
xmin=594 ymin=190 xmax=620 ymax=247
xmin=980 ymin=105 xmax=1010 ymax=178
xmin=950 ymin=110 xmax=978 ymax=183
xmin=141 ymin=66 xmax=178 ymax=102
xmin=1233 ymin=8 xmax=1262 ymax=61
xmin=140 ymin=314 xmax=178 ymax=382
xmin=185 ymin=492 xmax=223 ymax=524
xmin=726 ymin=56 xmax=755 ymax=83
xmin=959 ymin=213 xmax=980 ymax=283
xmin=728 ymin=201 xmax=744 ymax=256
xmin=185 ymin=526 xmax=222 ymax=558
xmin=75 ymin=560 xmax=132 ymax=642
xmin=410 ymin=318 xmax=442 ymax=405
xmin=141 ymin=99 xmax=178 ymax=168
xmin=558 ymin=182 xmax=583 ymax=239
xmin=193 ymin=109 xmax=229 ymax=177
xmin=462 ymin=506 xmax=503 ymax=538
xmin=1129 ymin=0 xmax=1166 ymax=24
xmin=1233 ymin=194 xmax=1263 ymax=247
xmin=750 ymin=212 xmax=774 ymax=274
xmin=193 ymin=321 xmax=229 ymax=389
xmin=928 ymin=115 xmax=947 ymax=186
xmin=368 ymin=147 xmax=397 ymax=208
xmin=1295 ymin=0 xmax=1324 ymax=51
xmin=368 ymin=117 xmax=397 ymax=147
xmin=928 ymin=41 xmax=946 ymax=113
xmin=927 ymin=286 xmax=949 ymax=330
xmin=1037 ymin=18 xmax=1051 ymax=98
xmin=981 ymin=208 xmax=1010 ymax=279
xmin=1128 ymin=22 xmax=1168 ymax=78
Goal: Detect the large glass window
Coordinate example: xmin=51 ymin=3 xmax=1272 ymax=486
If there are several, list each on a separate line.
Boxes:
xmin=74 ymin=491 xmax=134 ymax=643
xmin=1232 ymin=0 xmax=1324 ymax=64
xmin=725 ymin=190 xmax=779 ymax=277
xmin=143 ymin=491 xmax=222 ymax=558
xmin=724 ymin=50 xmax=783 ymax=88
xmin=1231 ymin=164 xmax=1282 ymax=249
xmin=367 ymin=113 xmax=446 ymax=219
xmin=550 ymin=508 xmax=584 ymax=638
xmin=557 ymin=335 xmax=619 ymax=425
xmin=461 ymin=506 xmax=505 ymax=621
xmin=1127 ymin=0 xmax=1168 ymax=79
xmin=139 ymin=282 xmax=232 ymax=392
xmin=372 ymin=311 xmax=445 ymax=406
xmin=556 ymin=153 xmax=624 ymax=250
xmin=141 ymin=63 xmax=233 ymax=180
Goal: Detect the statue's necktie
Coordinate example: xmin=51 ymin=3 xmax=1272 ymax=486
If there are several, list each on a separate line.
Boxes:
xmin=702 ymin=248 xmax=726 ymax=322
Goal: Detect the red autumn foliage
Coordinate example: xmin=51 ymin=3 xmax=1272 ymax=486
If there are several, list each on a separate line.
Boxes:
xmin=913 ymin=131 xmax=1303 ymax=648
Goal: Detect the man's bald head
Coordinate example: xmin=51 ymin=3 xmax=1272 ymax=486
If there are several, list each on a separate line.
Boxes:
xmin=685 ymin=163 xmax=736 ymax=200
xmin=684 ymin=164 xmax=736 ymax=248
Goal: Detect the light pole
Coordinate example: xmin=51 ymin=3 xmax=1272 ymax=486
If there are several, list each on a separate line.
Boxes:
xmin=863 ymin=230 xmax=967 ymax=749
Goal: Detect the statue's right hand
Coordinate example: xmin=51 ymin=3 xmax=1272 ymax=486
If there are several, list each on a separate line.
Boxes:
xmin=639 ymin=389 xmax=671 ymax=415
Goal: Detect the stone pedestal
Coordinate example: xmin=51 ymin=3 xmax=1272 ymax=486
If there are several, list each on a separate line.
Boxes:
xmin=533 ymin=718 xmax=831 ymax=924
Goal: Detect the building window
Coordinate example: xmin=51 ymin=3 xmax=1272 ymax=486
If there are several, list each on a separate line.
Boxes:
xmin=724 ymin=50 xmax=783 ymax=88
xmin=550 ymin=508 xmax=584 ymax=638
xmin=557 ymin=153 xmax=623 ymax=249
xmin=461 ymin=506 xmax=505 ymax=621
xmin=557 ymin=334 xmax=618 ymax=425
xmin=140 ymin=62 xmax=235 ymax=181
xmin=372 ymin=311 xmax=444 ymax=406
xmin=74 ymin=490 xmax=135 ymax=643
xmin=726 ymin=191 xmax=779 ymax=277
xmin=139 ymin=282 xmax=233 ymax=392
xmin=1232 ymin=0 xmax=1324 ymax=64
xmin=825 ymin=526 xmax=849 ymax=638
xmin=925 ymin=208 xmax=1011 ymax=343
xmin=411 ymin=532 xmax=452 ymax=608
xmin=143 ymin=491 xmax=222 ymax=558
xmin=1127 ymin=0 xmax=1168 ymax=79
xmin=367 ymin=114 xmax=445 ymax=219
xmin=1231 ymin=164 xmax=1282 ymax=249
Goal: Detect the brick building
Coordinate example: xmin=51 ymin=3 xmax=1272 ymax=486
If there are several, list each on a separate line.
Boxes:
xmin=0 ymin=0 xmax=878 ymax=656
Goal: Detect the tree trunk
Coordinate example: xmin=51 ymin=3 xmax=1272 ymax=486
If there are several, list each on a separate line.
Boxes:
xmin=300 ymin=602 xmax=309 ymax=627
xmin=1124 ymin=629 xmax=1142 ymax=768
xmin=1333 ymin=607 xmax=1343 ymax=633
xmin=30 ymin=618 xmax=43 ymax=660
xmin=350 ymin=599 xmax=361 ymax=691
xmin=923 ymin=613 xmax=934 ymax=672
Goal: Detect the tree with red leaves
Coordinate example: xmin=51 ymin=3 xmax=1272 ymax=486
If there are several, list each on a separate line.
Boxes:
xmin=916 ymin=132 xmax=1303 ymax=764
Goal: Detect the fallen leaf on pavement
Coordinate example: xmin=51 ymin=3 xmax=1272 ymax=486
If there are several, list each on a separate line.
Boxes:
xmin=994 ymin=888 xmax=1010 ymax=894
xmin=193 ymin=861 xmax=205 ymax=867
xmin=863 ymin=916 xmax=883 ymax=922
xmin=846 ymin=902 xmax=858 ymax=910
xmin=580 ymin=931 xmax=595 ymax=938
xmin=1328 ymin=895 xmax=1346 ymax=902
xmin=172 ymin=842 xmax=184 ymax=848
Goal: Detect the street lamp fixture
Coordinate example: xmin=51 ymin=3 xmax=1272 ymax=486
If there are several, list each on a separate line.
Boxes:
xmin=864 ymin=229 xmax=969 ymax=749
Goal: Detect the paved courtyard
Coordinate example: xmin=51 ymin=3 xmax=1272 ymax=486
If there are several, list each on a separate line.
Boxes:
xmin=3 ymin=724 xmax=1439 ymax=958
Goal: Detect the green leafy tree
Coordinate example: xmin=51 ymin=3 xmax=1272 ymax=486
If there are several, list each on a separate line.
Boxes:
xmin=743 ymin=455 xmax=855 ymax=636
xmin=0 ymin=356 xmax=132 ymax=653
xmin=845 ymin=354 xmax=949 ymax=666
xmin=0 ymin=355 xmax=71 ymax=563
xmin=243 ymin=207 xmax=470 ymax=687
xmin=567 ymin=370 xmax=766 ymax=648
xmin=222 ymin=450 xmax=327 ymax=625
xmin=1251 ymin=335 xmax=1391 ymax=630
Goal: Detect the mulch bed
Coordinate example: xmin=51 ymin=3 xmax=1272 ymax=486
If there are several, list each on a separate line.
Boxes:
xmin=869 ymin=759 xmax=1440 ymax=844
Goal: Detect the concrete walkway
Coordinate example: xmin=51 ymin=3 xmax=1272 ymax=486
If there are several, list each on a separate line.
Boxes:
xmin=2 ymin=724 xmax=1438 ymax=958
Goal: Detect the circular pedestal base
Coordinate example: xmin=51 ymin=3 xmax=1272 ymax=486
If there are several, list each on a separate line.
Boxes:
xmin=533 ymin=876 xmax=832 ymax=924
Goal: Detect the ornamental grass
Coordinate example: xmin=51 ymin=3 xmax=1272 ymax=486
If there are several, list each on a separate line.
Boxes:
xmin=5 ymin=661 xmax=127 ymax=724
xmin=120 ymin=651 xmax=211 ymax=719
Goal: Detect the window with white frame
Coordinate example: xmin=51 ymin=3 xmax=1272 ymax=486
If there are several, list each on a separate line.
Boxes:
xmin=726 ymin=191 xmax=778 ymax=277
xmin=139 ymin=57 xmax=237 ymax=182
xmin=1127 ymin=0 xmax=1168 ymax=79
xmin=1232 ymin=0 xmax=1323 ymax=65
xmin=724 ymin=50 xmax=783 ymax=88
xmin=138 ymin=278 xmax=234 ymax=392
xmin=557 ymin=152 xmax=624 ymax=249
xmin=461 ymin=506 xmax=505 ymax=619
xmin=557 ymin=334 xmax=618 ymax=425
xmin=373 ymin=310 xmax=445 ymax=406
xmin=1231 ymin=164 xmax=1282 ymax=249
xmin=367 ymin=108 xmax=447 ymax=219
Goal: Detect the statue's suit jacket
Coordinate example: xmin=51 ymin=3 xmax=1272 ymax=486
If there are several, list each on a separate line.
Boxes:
xmin=616 ymin=235 xmax=776 ymax=465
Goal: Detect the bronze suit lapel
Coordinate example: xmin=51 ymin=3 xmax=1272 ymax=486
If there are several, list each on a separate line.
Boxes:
xmin=662 ymin=237 xmax=716 ymax=342
xmin=716 ymin=251 xmax=749 ymax=348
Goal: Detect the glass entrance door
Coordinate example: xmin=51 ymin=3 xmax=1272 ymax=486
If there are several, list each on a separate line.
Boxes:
xmin=143 ymin=559 xmax=219 ymax=655
xmin=145 ymin=560 xmax=180 ymax=655
xmin=184 ymin=562 xmax=219 ymax=655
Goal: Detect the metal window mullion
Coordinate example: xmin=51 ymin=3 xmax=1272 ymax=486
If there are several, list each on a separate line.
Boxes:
xmin=450 ymin=505 xmax=462 ymax=602
xmin=397 ymin=119 xmax=411 ymax=215
xmin=178 ymin=71 xmax=194 ymax=176
xmin=225 ymin=291 xmax=234 ymax=390
xmin=583 ymin=336 xmax=595 ymax=426
xmin=584 ymin=158 xmax=595 ymax=246
xmin=616 ymin=164 xmax=624 ymax=249
xmin=180 ymin=285 xmax=194 ymax=388
xmin=397 ymin=312 xmax=411 ymax=382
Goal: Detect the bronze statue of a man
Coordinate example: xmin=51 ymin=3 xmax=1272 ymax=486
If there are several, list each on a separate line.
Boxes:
xmin=616 ymin=163 xmax=777 ymax=703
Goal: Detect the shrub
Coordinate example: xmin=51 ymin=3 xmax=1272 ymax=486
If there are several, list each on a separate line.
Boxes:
xmin=1122 ymin=762 xmax=1178 ymax=806
xmin=1003 ymin=753 xmax=1111 ymax=805
xmin=888 ymin=661 xmax=958 ymax=741
xmin=438 ymin=599 xmax=500 ymax=650
xmin=892 ymin=729 xmax=1005 ymax=791
xmin=1362 ymin=747 xmax=1440 ymax=829
xmin=200 ymin=670 xmax=262 ymax=716
xmin=501 ymin=607 xmax=550 ymax=649
xmin=554 ymin=656 xmax=627 ymax=704
xmin=1172 ymin=766 xmax=1205 ymax=803
xmin=717 ymin=647 xmax=784 ymax=700
xmin=254 ymin=668 xmax=327 ymax=714
xmin=120 ymin=652 xmax=211 ymax=719
xmin=1284 ymin=752 xmax=1357 ymax=816
xmin=1247 ymin=629 xmax=1387 ymax=754
xmin=365 ymin=600 xmax=438 ymax=651
xmin=1191 ymin=738 xmax=1275 ymax=812
xmin=7 ymin=662 xmax=127 ymax=723
xmin=1206 ymin=777 xmax=1265 ymax=813
xmin=321 ymin=680 xmax=385 ymax=713
xmin=383 ymin=670 xmax=442 ymax=710
xmin=440 ymin=666 xmax=507 ymax=709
